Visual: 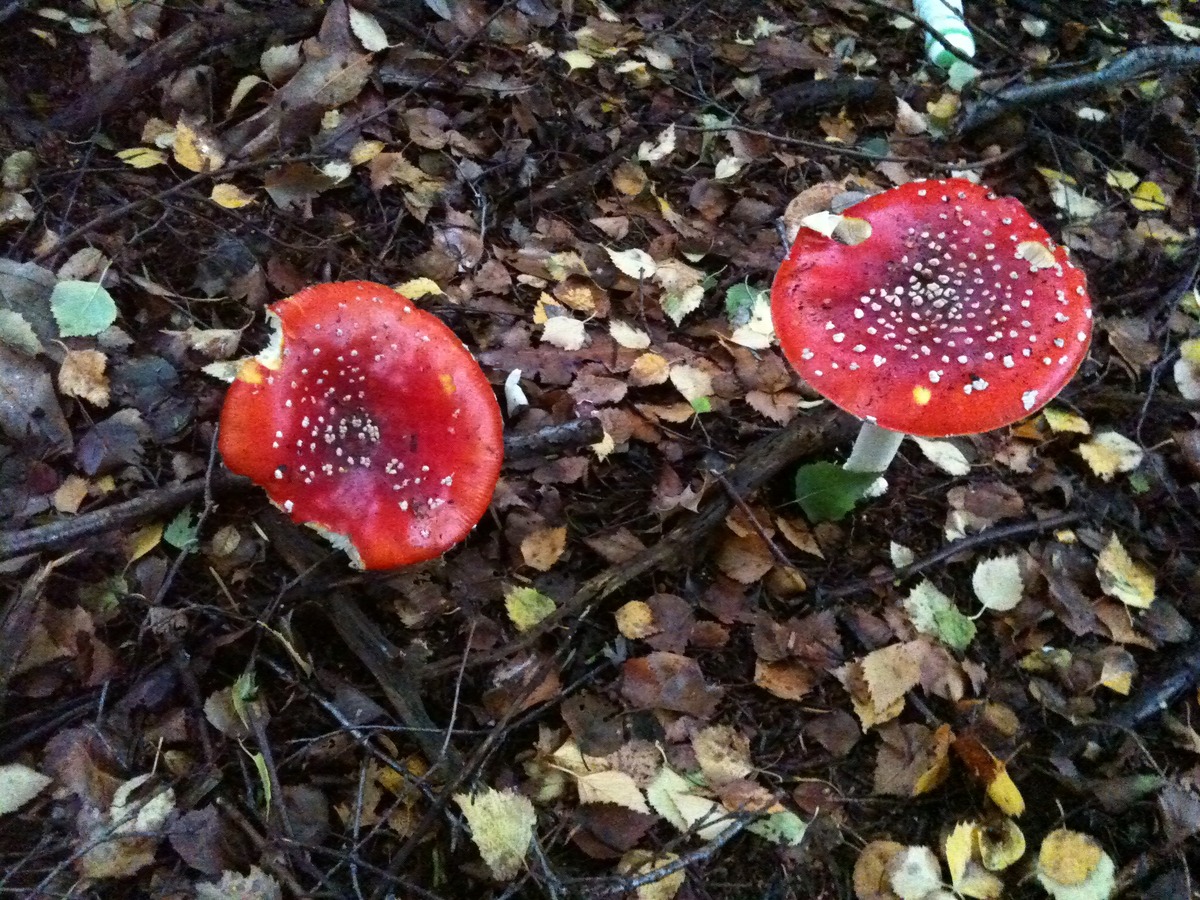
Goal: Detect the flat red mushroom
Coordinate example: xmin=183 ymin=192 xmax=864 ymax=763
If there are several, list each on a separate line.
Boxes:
xmin=771 ymin=178 xmax=1092 ymax=473
xmin=218 ymin=281 xmax=504 ymax=570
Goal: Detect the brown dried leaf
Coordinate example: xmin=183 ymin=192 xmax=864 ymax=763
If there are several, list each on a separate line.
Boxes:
xmin=621 ymin=652 xmax=723 ymax=718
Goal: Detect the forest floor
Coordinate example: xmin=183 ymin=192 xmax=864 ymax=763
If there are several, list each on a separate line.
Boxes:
xmin=1 ymin=1 xmax=1199 ymax=898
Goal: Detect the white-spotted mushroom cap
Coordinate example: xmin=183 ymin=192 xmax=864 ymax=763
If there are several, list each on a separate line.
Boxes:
xmin=770 ymin=178 xmax=1092 ymax=437
xmin=218 ymin=281 xmax=504 ymax=570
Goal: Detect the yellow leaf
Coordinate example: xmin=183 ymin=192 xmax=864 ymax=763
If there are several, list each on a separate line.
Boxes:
xmin=128 ymin=523 xmax=163 ymax=563
xmin=116 ymin=147 xmax=166 ymax=169
xmin=574 ymin=770 xmax=650 ymax=813
xmin=1098 ymin=648 xmax=1136 ymax=695
xmin=1096 ymin=534 xmax=1155 ymax=608
xmin=1042 ymin=407 xmax=1090 ymax=434
xmin=1104 ymin=169 xmax=1139 ymax=190
xmin=1160 ymin=10 xmax=1200 ymax=41
xmin=173 ymin=121 xmax=225 ymax=173
xmin=520 ymin=526 xmax=567 ymax=571
xmin=1181 ymin=337 xmax=1200 ymax=365
xmin=504 ymin=586 xmax=556 ymax=632
xmin=1077 ymin=431 xmax=1144 ymax=481
xmin=350 ymin=140 xmax=385 ymax=166
xmin=853 ymin=840 xmax=905 ymax=900
xmin=453 ymin=788 xmax=536 ymax=881
xmin=986 ymin=766 xmax=1025 ymax=817
xmin=395 ymin=277 xmax=443 ymax=299
xmin=1037 ymin=829 xmax=1103 ymax=886
xmin=913 ymin=724 xmax=953 ymax=795
xmin=210 ymin=183 xmax=255 ymax=209
xmin=559 ymin=49 xmax=596 ymax=70
xmin=615 ymin=600 xmax=658 ymax=639
xmin=978 ymin=817 xmax=1026 ymax=871
xmin=944 ymin=821 xmax=978 ymax=885
xmin=1129 ymin=180 xmax=1168 ymax=212
xmin=618 ymin=850 xmax=684 ymax=900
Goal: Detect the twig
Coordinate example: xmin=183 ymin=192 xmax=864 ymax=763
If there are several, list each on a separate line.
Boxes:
xmin=569 ymin=815 xmax=754 ymax=896
xmin=818 ymin=510 xmax=1083 ymax=602
xmin=49 ymin=8 xmax=319 ymax=133
xmin=0 ymin=418 xmax=605 ymax=563
xmin=214 ymin=796 xmax=308 ymax=898
xmin=34 ymin=154 xmax=325 ymax=261
xmin=712 ymin=469 xmax=796 ymax=571
xmin=959 ymin=45 xmax=1200 ymax=133
xmin=1102 ymin=638 xmax=1200 ymax=735
xmin=324 ymin=598 xmax=464 ymax=771
xmin=427 ymin=411 xmax=856 ymax=676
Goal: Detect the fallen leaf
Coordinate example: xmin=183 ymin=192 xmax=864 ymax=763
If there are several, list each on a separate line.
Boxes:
xmin=505 ymin=586 xmax=556 ymax=632
xmin=575 ymin=770 xmax=650 ymax=814
xmin=0 ymin=763 xmax=52 ymax=815
xmin=58 ymin=349 xmax=110 ymax=407
xmin=886 ymin=846 xmax=942 ymax=900
xmin=521 ymin=526 xmax=567 ymax=571
xmin=1036 ymin=829 xmax=1115 ymax=900
xmin=621 ymin=652 xmax=723 ymax=718
xmin=1096 ymin=534 xmax=1155 ymax=608
xmin=1077 ymin=431 xmax=1143 ymax=481
xmin=912 ymin=437 xmax=971 ymax=476
xmin=861 ymin=642 xmax=925 ymax=716
xmin=972 ymin=556 xmax=1024 ymax=612
xmin=454 ymin=788 xmax=536 ymax=881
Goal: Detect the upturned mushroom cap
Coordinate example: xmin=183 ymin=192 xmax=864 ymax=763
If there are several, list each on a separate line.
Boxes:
xmin=218 ymin=281 xmax=504 ymax=570
xmin=771 ymin=179 xmax=1092 ymax=437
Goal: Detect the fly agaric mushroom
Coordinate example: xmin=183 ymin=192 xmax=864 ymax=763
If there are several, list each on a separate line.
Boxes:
xmin=771 ymin=178 xmax=1091 ymax=475
xmin=218 ymin=281 xmax=504 ymax=570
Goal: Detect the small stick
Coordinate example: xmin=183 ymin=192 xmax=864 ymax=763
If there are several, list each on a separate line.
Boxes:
xmin=711 ymin=469 xmax=796 ymax=571
xmin=817 ymin=510 xmax=1082 ymax=602
xmin=0 ymin=418 xmax=604 ymax=563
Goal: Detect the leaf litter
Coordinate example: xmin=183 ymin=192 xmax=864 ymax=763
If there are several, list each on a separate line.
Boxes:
xmin=1 ymin=0 xmax=1198 ymax=897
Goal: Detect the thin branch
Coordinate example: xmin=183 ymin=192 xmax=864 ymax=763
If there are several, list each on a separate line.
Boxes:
xmin=818 ymin=510 xmax=1083 ymax=602
xmin=959 ymin=45 xmax=1200 ymax=133
xmin=427 ymin=411 xmax=856 ymax=676
xmin=0 ymin=418 xmax=604 ymax=563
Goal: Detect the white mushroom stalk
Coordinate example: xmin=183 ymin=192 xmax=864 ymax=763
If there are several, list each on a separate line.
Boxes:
xmin=844 ymin=421 xmax=907 ymax=474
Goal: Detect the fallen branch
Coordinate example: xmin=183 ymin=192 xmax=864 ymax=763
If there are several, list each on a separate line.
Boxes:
xmin=427 ymin=410 xmax=856 ymax=676
xmin=0 ymin=417 xmax=604 ymax=563
xmin=324 ymin=597 xmax=464 ymax=771
xmin=818 ymin=510 xmax=1083 ymax=603
xmin=1103 ymin=637 xmax=1200 ymax=735
xmin=959 ymin=45 xmax=1200 ymax=133
xmin=49 ymin=8 xmax=319 ymax=133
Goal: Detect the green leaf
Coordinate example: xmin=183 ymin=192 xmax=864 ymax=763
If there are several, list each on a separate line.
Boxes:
xmin=164 ymin=505 xmax=200 ymax=550
xmin=793 ymin=462 xmax=880 ymax=523
xmin=245 ymin=749 xmax=272 ymax=817
xmin=748 ymin=809 xmax=808 ymax=846
xmin=689 ymin=396 xmax=712 ymax=414
xmin=504 ymin=586 xmax=556 ymax=632
xmin=903 ymin=580 xmax=976 ymax=652
xmin=724 ymin=282 xmax=765 ymax=324
xmin=232 ymin=671 xmax=259 ymax=729
xmin=50 ymin=280 xmax=117 ymax=337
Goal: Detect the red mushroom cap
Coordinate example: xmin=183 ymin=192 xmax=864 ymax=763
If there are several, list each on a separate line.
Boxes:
xmin=218 ymin=281 xmax=504 ymax=570
xmin=771 ymin=179 xmax=1092 ymax=437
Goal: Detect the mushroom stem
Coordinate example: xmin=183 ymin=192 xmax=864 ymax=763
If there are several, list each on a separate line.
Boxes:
xmin=844 ymin=421 xmax=906 ymax=473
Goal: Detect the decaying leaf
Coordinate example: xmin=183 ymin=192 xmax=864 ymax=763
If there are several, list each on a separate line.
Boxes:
xmin=1096 ymin=534 xmax=1155 ymax=608
xmin=1036 ymin=829 xmax=1115 ymax=900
